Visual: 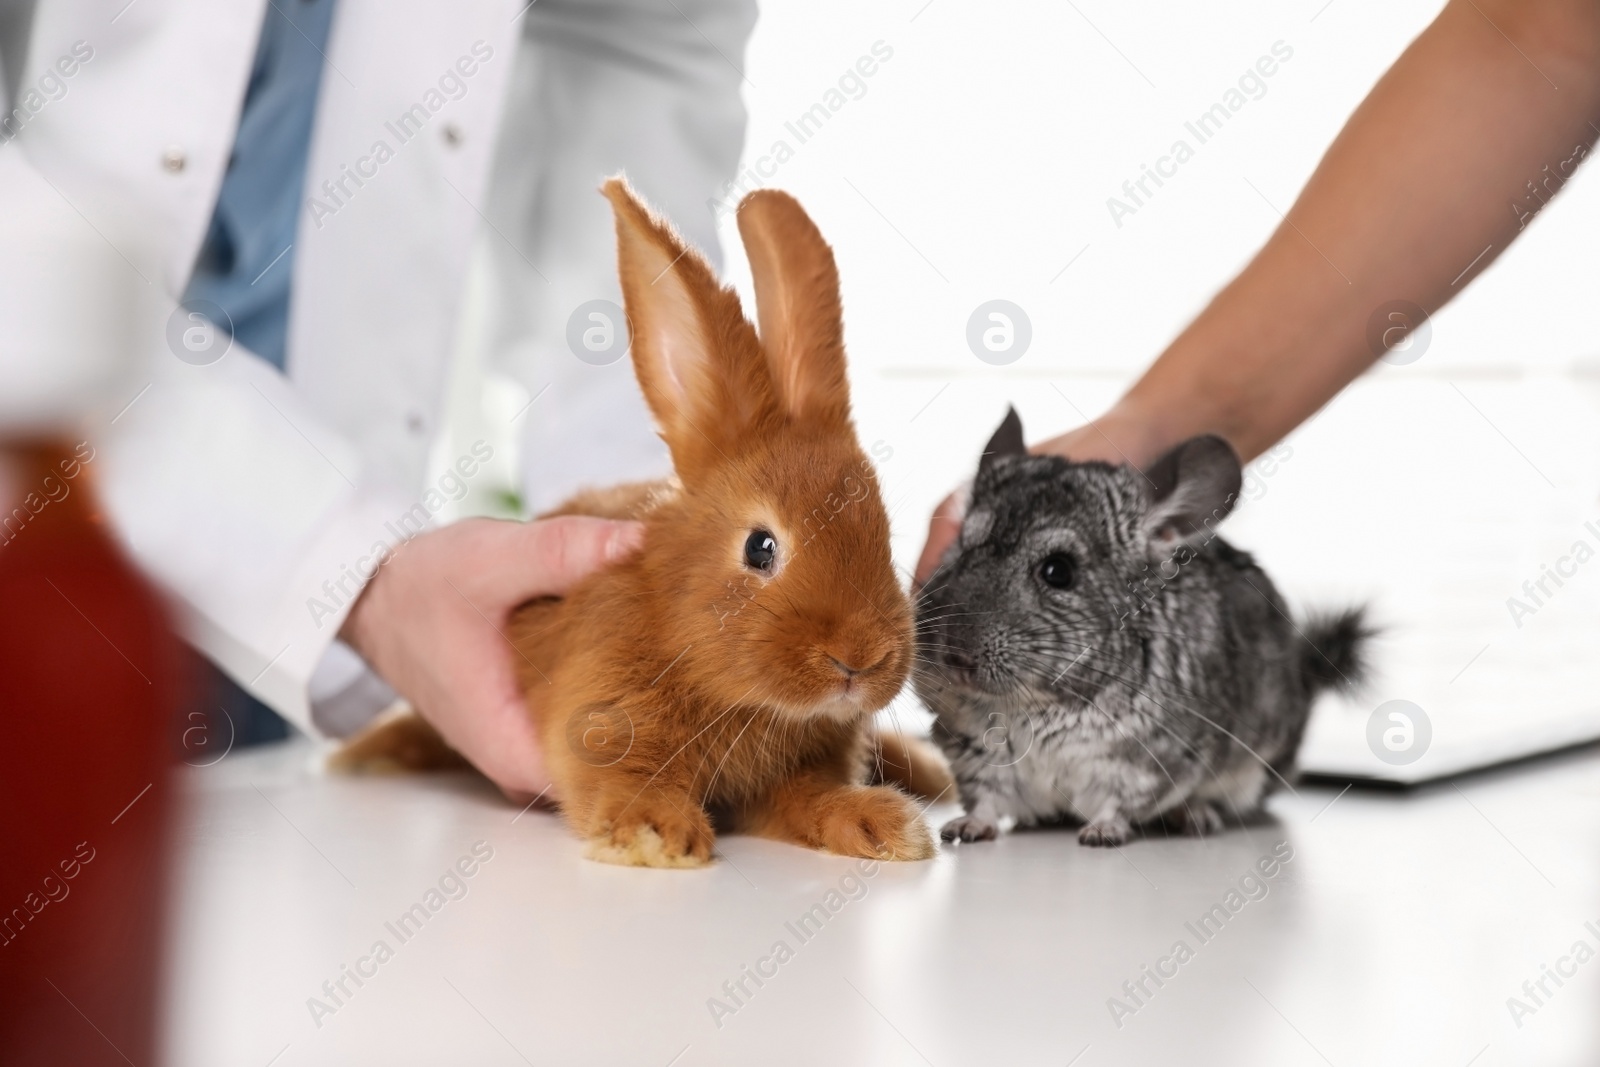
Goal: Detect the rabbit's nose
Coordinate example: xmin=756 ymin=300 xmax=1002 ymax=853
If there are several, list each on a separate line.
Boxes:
xmin=829 ymin=646 xmax=888 ymax=679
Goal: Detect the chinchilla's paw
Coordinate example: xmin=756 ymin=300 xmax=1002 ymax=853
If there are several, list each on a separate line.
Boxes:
xmin=939 ymin=813 xmax=999 ymax=843
xmin=1078 ymin=816 xmax=1131 ymax=847
xmin=1165 ymin=800 xmax=1227 ymax=838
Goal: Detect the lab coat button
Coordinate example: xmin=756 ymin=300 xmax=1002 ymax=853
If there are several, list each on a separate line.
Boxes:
xmin=441 ymin=124 xmax=463 ymax=148
xmin=406 ymin=412 xmax=426 ymax=435
xmin=161 ymin=147 xmax=187 ymax=173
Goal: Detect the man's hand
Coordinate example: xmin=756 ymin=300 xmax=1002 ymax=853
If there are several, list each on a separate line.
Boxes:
xmin=339 ymin=515 xmax=644 ymax=799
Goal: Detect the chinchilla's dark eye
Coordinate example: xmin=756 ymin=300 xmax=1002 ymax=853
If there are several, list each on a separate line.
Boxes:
xmin=744 ymin=529 xmax=777 ymax=571
xmin=1038 ymin=552 xmax=1077 ymax=590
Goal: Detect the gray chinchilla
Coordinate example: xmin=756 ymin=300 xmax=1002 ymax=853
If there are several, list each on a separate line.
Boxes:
xmin=916 ymin=407 xmax=1369 ymax=846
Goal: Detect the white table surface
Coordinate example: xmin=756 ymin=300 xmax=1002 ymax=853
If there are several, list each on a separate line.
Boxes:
xmin=164 ymin=737 xmax=1600 ymax=1067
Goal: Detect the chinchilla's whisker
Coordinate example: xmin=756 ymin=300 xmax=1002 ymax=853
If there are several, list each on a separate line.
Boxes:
xmin=915 ymin=637 xmax=979 ymax=653
xmin=983 ymin=650 xmax=1299 ymax=824
xmin=1079 ymin=700 xmax=1186 ymax=793
xmin=913 ymin=609 xmax=1001 ymax=625
xmin=702 ymin=707 xmax=761 ymax=800
xmin=1018 ymin=652 xmax=1236 ymax=728
xmin=1052 ymin=653 xmax=1303 ymax=799
xmin=616 ymin=683 xmax=758 ymax=821
xmin=755 ymin=705 xmax=792 ymax=782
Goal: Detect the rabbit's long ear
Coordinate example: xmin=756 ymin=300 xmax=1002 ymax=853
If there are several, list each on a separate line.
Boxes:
xmin=736 ymin=190 xmax=850 ymax=429
xmin=1140 ymin=435 xmax=1242 ymax=551
xmin=603 ymin=178 xmax=771 ymax=482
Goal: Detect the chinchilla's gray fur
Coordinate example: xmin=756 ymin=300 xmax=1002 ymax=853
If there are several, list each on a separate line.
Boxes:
xmin=916 ymin=408 xmax=1368 ymax=847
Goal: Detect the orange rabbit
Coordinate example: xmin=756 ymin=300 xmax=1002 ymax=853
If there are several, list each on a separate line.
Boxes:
xmin=335 ymin=179 xmax=945 ymax=868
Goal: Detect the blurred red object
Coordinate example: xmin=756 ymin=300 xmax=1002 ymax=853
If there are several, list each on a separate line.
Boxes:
xmin=0 ymin=440 xmax=188 ymax=1066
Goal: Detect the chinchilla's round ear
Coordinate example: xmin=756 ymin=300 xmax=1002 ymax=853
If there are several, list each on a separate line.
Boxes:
xmin=1139 ymin=435 xmax=1242 ymax=550
xmin=977 ymin=406 xmax=1027 ymax=474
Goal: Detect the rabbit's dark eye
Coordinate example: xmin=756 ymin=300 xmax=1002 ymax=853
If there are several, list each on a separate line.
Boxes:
xmin=744 ymin=529 xmax=777 ymax=571
xmin=1038 ymin=552 xmax=1077 ymax=590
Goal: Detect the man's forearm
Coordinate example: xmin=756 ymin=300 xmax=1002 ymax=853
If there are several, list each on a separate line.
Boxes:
xmin=1048 ymin=0 xmax=1600 ymax=466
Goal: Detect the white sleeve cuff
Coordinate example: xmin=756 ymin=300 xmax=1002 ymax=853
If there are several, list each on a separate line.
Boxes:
xmin=307 ymin=639 xmax=401 ymax=738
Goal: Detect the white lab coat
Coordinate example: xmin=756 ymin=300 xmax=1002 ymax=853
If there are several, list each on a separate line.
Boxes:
xmin=4 ymin=0 xmax=754 ymax=733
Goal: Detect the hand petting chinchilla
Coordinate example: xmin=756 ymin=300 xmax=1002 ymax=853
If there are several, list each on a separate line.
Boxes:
xmin=916 ymin=407 xmax=1369 ymax=847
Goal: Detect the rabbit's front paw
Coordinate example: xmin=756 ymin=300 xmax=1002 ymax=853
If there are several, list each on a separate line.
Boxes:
xmin=586 ymin=794 xmax=714 ymax=869
xmin=817 ymin=786 xmax=935 ymax=861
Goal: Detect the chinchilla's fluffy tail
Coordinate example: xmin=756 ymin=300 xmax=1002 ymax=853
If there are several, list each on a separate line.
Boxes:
xmin=1297 ymin=606 xmax=1373 ymax=696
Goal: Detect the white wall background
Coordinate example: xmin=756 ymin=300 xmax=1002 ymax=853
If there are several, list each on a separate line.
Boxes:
xmin=711 ymin=0 xmax=1600 ymax=777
